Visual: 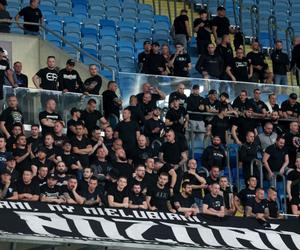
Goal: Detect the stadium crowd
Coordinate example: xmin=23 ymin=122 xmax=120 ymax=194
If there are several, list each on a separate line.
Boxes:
xmin=0 ymin=0 xmax=300 ymax=222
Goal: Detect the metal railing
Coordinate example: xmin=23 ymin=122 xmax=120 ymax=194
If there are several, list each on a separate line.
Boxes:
xmin=227 ymin=144 xmax=240 ymax=191
xmin=250 ymin=4 xmax=260 ymax=39
xmin=272 ymin=172 xmax=287 ymax=214
xmin=0 ymin=19 xmax=116 ymax=81
xmin=268 ymin=15 xmax=277 ymax=48
xmin=285 ymin=26 xmax=295 ymax=85
xmin=250 ymin=158 xmax=264 ymax=188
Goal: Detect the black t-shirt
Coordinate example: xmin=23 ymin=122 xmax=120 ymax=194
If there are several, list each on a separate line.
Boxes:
xmin=0 ymin=107 xmax=24 ymax=134
xmin=133 ymin=146 xmax=153 ymax=166
xmin=216 ymin=44 xmax=234 ymax=68
xmin=18 ymin=6 xmax=42 ymax=32
xmin=281 ymin=100 xmax=300 ymax=115
xmin=27 ymin=136 xmax=43 ymax=155
xmin=70 ymin=136 xmax=92 ymax=167
xmin=136 ymin=93 xmax=161 ymax=106
xmin=249 ymin=99 xmax=268 ymax=114
xmin=287 ymin=169 xmax=300 ymax=199
xmin=169 ymin=92 xmax=187 ymax=107
xmin=174 ymin=193 xmax=195 ymax=208
xmin=247 ymin=51 xmax=266 ymax=71
xmin=82 ymin=75 xmax=102 ymax=95
xmin=209 ymin=116 xmax=230 ymax=144
xmin=81 ymin=187 xmax=102 ymax=203
xmin=182 ymin=171 xmax=204 ymax=199
xmin=0 ymin=182 xmax=16 ymax=198
xmin=129 ymin=192 xmax=146 ymax=205
xmin=203 ymin=193 xmax=224 ymax=211
xmin=138 ymin=51 xmax=151 ymax=74
xmin=211 ymin=16 xmax=230 ymax=38
xmin=265 ymin=144 xmax=287 ymax=172
xmin=33 ymin=176 xmax=46 ymax=187
xmin=232 ymin=116 xmax=258 ymax=143
xmin=147 ymin=184 xmax=171 ymax=211
xmin=113 ymin=162 xmax=133 ymax=180
xmin=170 ymin=53 xmax=191 ymax=77
xmin=115 ymin=120 xmax=139 ymax=156
xmin=16 ymin=180 xmax=40 ymax=195
xmin=139 ymin=101 xmax=156 ymax=117
xmin=39 ymin=111 xmax=62 ymax=135
xmin=31 ymin=157 xmax=54 ymax=172
xmin=58 ymin=152 xmax=79 ymax=175
xmin=160 ymin=141 xmax=185 ymax=165
xmin=107 ymin=184 xmax=129 ymax=204
xmin=165 ymin=106 xmax=187 ymax=134
xmin=196 ymin=54 xmax=224 ymax=78
xmin=0 ymin=10 xmax=11 ymax=33
xmin=148 ymin=53 xmax=167 ymax=75
xmin=15 ymin=73 xmax=28 ymax=88
xmin=271 ymin=50 xmax=290 ymax=75
xmin=201 ymin=145 xmax=226 ymax=170
xmin=53 ymin=134 xmax=68 ymax=148
xmin=291 ymin=196 xmax=300 ymax=211
xmin=102 ymin=90 xmax=120 ymax=119
xmin=232 ymin=97 xmax=253 ymax=112
xmin=81 ymin=109 xmax=103 ymax=135
xmin=144 ymin=171 xmax=158 ymax=188
xmin=0 ymin=59 xmax=9 ymax=99
xmin=36 ymin=67 xmax=58 ymax=90
xmin=230 ymin=57 xmax=249 ymax=82
xmin=238 ymin=188 xmax=256 ymax=207
xmin=193 ymin=18 xmax=211 ymax=41
xmin=267 ymin=200 xmax=279 ymax=218
xmin=174 ymin=14 xmax=189 ymax=35
xmin=57 ymin=69 xmax=82 ymax=92
xmin=13 ymin=147 xmax=31 ymax=173
xmin=220 ymin=187 xmax=232 ymax=209
xmin=66 ymin=118 xmax=82 ymax=138
xmin=186 ymin=94 xmax=205 ymax=121
xmin=246 ymin=198 xmax=267 ymax=214
xmin=144 ymin=118 xmax=165 ymax=141
xmin=40 ymin=184 xmax=61 ymax=198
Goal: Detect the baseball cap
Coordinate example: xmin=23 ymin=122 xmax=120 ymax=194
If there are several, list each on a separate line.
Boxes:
xmin=208 ymin=89 xmax=217 ymax=95
xmin=289 ymin=93 xmax=298 ymax=100
xmin=66 ymin=59 xmax=75 ymax=66
xmin=192 ymin=84 xmax=200 ymax=90
xmin=1 ymin=169 xmax=11 ymax=175
xmin=217 ymin=5 xmax=226 ymax=11
xmin=152 ymin=42 xmax=160 ymax=47
xmin=0 ymin=0 xmax=7 ymax=6
xmin=47 ymin=173 xmax=58 ymax=180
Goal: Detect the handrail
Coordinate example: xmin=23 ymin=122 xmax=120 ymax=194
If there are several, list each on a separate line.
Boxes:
xmin=285 ymin=26 xmax=295 ymax=85
xmin=226 ymin=148 xmax=234 ymax=193
xmin=152 ymin=0 xmax=156 ymax=15
xmin=174 ymin=0 xmax=177 ymax=19
xmin=250 ymin=159 xmax=264 ymax=188
xmin=198 ymin=166 xmax=209 ymax=177
xmin=272 ymin=172 xmax=287 ymax=214
xmin=166 ymin=0 xmax=172 ymax=21
xmin=227 ymin=144 xmax=240 ymax=192
xmin=250 ymin=4 xmax=260 ymax=39
xmin=0 ymin=19 xmax=116 ymax=81
xmin=268 ymin=15 xmax=277 ymax=48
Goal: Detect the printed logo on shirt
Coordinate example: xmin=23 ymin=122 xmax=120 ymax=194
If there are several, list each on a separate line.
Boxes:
xmin=63 ymin=74 xmax=77 ymax=80
xmin=11 ymin=111 xmax=23 ymax=124
xmin=0 ymin=65 xmax=7 ymax=70
xmin=46 ymin=73 xmax=58 ymax=82
xmin=235 ymin=62 xmax=248 ymax=68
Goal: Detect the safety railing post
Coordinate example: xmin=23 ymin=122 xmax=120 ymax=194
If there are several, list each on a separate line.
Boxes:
xmin=190 ymin=0 xmax=194 ymax=38
xmin=198 ymin=167 xmax=209 ymax=178
xmin=250 ymin=158 xmax=263 ymax=188
xmin=268 ymin=15 xmax=277 ymax=48
xmin=286 ymin=26 xmax=295 ymax=85
xmin=229 ymin=145 xmax=240 ymax=192
xmin=273 ymin=172 xmax=287 ymax=214
xmin=167 ymin=0 xmax=172 ymax=21
xmin=250 ymin=4 xmax=259 ymax=40
xmin=174 ymin=0 xmax=177 ymax=18
xmin=226 ymin=148 xmax=233 ymax=193
xmin=158 ymin=0 xmax=162 ymax=16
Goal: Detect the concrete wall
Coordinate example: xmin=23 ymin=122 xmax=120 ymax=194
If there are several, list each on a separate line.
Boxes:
xmin=0 ymin=33 xmax=108 ymax=92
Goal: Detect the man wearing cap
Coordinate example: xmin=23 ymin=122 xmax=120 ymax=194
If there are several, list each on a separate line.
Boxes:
xmin=82 ymin=64 xmax=102 ymax=95
xmin=148 ymin=42 xmax=168 ymax=75
xmin=172 ymin=9 xmax=191 ymax=50
xmin=0 ymin=0 xmax=11 ymax=33
xmin=212 ymin=6 xmax=233 ymax=44
xmin=0 ymin=169 xmax=17 ymax=200
xmin=138 ymin=41 xmax=152 ymax=74
xmin=40 ymin=173 xmax=64 ymax=204
xmin=31 ymin=147 xmax=53 ymax=176
xmin=58 ymin=59 xmax=82 ymax=93
xmin=0 ymin=47 xmax=15 ymax=107
xmin=280 ymin=93 xmax=300 ymax=118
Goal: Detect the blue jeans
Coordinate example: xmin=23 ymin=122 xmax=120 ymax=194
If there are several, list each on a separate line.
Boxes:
xmin=274 ymin=74 xmax=288 ymax=85
xmin=24 ymin=30 xmax=40 ymax=36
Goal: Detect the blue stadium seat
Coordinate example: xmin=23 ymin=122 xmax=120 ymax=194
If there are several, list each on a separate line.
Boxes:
xmin=81 ymin=27 xmax=98 ymax=38
xmin=100 ymin=19 xmax=116 ymax=29
xmin=82 ymin=18 xmax=99 ymax=30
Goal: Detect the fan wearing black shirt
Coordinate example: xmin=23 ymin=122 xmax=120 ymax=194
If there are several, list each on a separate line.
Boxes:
xmin=263 ymin=136 xmax=289 ymax=180
xmin=31 ymin=147 xmax=53 ymax=176
xmin=13 ymin=134 xmax=32 ymax=174
xmin=129 ymin=182 xmax=148 ymax=209
xmin=216 ymin=35 xmax=234 ymax=79
xmin=201 ymin=136 xmax=227 ymax=171
xmin=0 ymin=47 xmax=15 ymax=102
xmin=40 ymin=173 xmax=64 ymax=204
xmin=287 ymin=158 xmax=300 ymax=201
xmin=39 ymin=99 xmax=63 ymax=136
xmin=12 ymin=61 xmax=28 ymax=88
xmin=212 ymin=6 xmax=233 ymax=44
xmin=127 ymin=95 xmax=145 ymax=125
xmin=138 ymin=41 xmax=152 ymax=74
xmin=43 ymin=134 xmax=61 ymax=164
xmin=90 ymin=146 xmax=109 ymax=182
xmin=169 ymin=43 xmax=192 ymax=77
xmin=266 ymin=187 xmax=282 ymax=219
xmin=226 ymin=48 xmax=253 ymax=83
xmin=173 ymin=9 xmax=191 ymax=50
xmin=139 ymin=93 xmax=157 ymax=120
xmin=102 ymin=81 xmax=122 ymax=121
xmin=115 ymin=108 xmax=140 ymax=160
xmin=193 ymin=9 xmax=211 ymax=55
xmin=81 ymin=176 xmax=103 ymax=206
xmin=107 ymin=176 xmax=129 ymax=208
xmin=238 ymin=176 xmax=257 ymax=207
xmin=136 ymin=83 xmax=166 ymax=107
xmin=67 ymin=108 xmax=82 ymax=138
xmin=246 ymin=41 xmax=268 ymax=83
xmin=54 ymin=161 xmax=68 ymax=187
xmin=16 ymin=0 xmax=43 ymax=35
xmin=146 ymin=172 xmax=176 ymax=212
xmin=219 ymin=176 xmax=233 ymax=214
xmin=113 ymin=148 xmax=133 ymax=180
xmin=291 ymin=191 xmax=300 ymax=216
xmin=16 ymin=169 xmax=40 ymax=201
xmin=280 ymin=93 xmax=300 ymax=118
xmin=82 ymin=64 xmax=102 ymax=95
xmin=57 ymin=59 xmax=82 ymax=93
xmin=144 ymin=107 xmax=165 ymax=143
xmin=0 ymin=169 xmax=18 ymax=200
xmin=174 ymin=181 xmax=199 ymax=217
xmin=32 ymin=165 xmax=48 ymax=187
xmin=133 ymin=135 xmax=153 ymax=167
xmin=203 ymin=182 xmax=225 ymax=217
xmin=81 ymin=98 xmax=108 ymax=136
xmin=245 ymin=188 xmax=268 ymax=221
xmin=62 ymin=176 xmax=85 ymax=204
xmin=71 ymin=123 xmax=93 ymax=168
xmin=0 ymin=1 xmax=11 ymax=33
xmin=27 ymin=124 xmax=42 ymax=155
xmin=148 ymin=42 xmax=168 ymax=75
xmin=0 ymin=95 xmax=24 ymax=139
xmin=33 ymin=56 xmax=58 ymax=90
xmin=168 ymin=84 xmax=187 ymax=108
xmin=249 ymin=89 xmax=268 ymax=116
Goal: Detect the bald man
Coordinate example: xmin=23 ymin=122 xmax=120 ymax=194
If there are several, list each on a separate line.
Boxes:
xmin=168 ymin=83 xmax=187 ymax=107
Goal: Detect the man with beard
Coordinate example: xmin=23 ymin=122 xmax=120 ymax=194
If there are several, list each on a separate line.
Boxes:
xmin=256 ymin=122 xmax=277 ymax=151
xmin=132 ymin=135 xmax=153 ymax=167
xmin=216 ymin=34 xmax=234 ymax=79
xmin=136 ymin=83 xmax=166 ymax=107
xmin=40 ymin=173 xmax=64 ymax=204
xmin=174 ymin=181 xmax=199 ymax=217
xmin=31 ymin=147 xmax=53 ymax=176
xmin=115 ymin=108 xmax=140 ymax=161
xmin=148 ymin=42 xmax=168 ymax=75
xmin=239 ymin=131 xmax=260 ymax=182
xmin=0 ymin=95 xmax=24 ymax=139
xmin=138 ymin=41 xmax=152 ymax=74
xmin=58 ymin=59 xmax=82 ymax=93
xmin=270 ymin=111 xmax=285 ymax=136
xmin=245 ymin=188 xmax=268 ymax=222
xmin=144 ymin=107 xmax=165 ymax=143
xmin=78 ymin=166 xmax=94 ymax=193
xmin=113 ymin=148 xmax=133 ymax=180
xmin=55 ymin=161 xmax=68 ymax=188
xmin=91 ymin=146 xmax=110 ymax=182
xmin=66 ymin=108 xmax=82 ymax=138
xmin=168 ymin=83 xmax=187 ymax=107
xmin=201 ymin=136 xmax=227 ymax=171
xmin=27 ymin=124 xmax=42 ymax=156
xmin=139 ymin=93 xmax=156 ymax=120
xmin=280 ymin=93 xmax=300 ymax=118
xmin=62 ymin=176 xmax=84 ymax=204
xmin=0 ymin=169 xmax=18 ymax=200
xmin=128 ymin=164 xmax=147 ymax=193
xmin=82 ymin=64 xmax=102 ymax=95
